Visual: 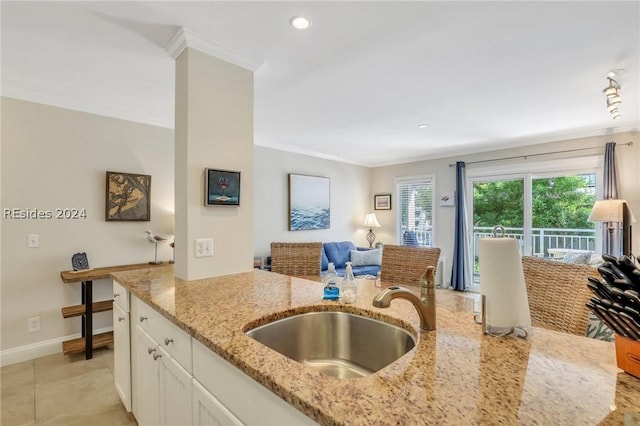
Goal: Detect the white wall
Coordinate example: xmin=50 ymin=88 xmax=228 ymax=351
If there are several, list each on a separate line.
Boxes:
xmin=1 ymin=98 xmax=174 ymax=363
xmin=253 ymin=146 xmax=372 ymax=259
xmin=174 ymin=48 xmax=254 ymax=280
xmin=372 ymin=131 xmax=640 ymax=285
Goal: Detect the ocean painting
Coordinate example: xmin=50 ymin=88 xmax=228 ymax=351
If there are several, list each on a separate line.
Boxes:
xmin=288 ymin=174 xmax=330 ymax=231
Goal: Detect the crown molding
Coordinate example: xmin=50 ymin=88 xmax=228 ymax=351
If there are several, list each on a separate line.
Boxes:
xmin=165 ymin=28 xmax=263 ymax=72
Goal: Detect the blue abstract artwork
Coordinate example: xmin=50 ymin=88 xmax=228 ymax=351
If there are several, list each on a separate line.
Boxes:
xmin=288 ymin=174 xmax=330 ymax=231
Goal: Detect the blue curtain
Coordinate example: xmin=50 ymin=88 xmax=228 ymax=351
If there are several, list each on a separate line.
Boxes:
xmin=603 ymin=142 xmax=619 ymax=255
xmin=451 ymin=161 xmax=469 ymax=291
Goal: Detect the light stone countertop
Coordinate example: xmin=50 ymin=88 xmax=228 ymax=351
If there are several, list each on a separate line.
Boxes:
xmin=111 ymin=266 xmax=640 ymax=425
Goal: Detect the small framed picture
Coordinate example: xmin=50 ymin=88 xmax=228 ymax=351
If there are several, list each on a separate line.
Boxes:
xmin=440 ymin=191 xmax=455 ymax=207
xmin=374 ymin=194 xmax=391 ymax=210
xmin=105 ymin=171 xmax=151 ymax=221
xmin=205 ymin=169 xmax=241 ymax=206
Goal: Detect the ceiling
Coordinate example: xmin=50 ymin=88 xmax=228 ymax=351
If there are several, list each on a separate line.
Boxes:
xmin=2 ymin=1 xmax=639 ymax=167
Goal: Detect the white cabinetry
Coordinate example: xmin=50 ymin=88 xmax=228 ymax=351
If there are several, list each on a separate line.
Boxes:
xmin=132 ymin=296 xmax=192 ymax=426
xmin=192 ymin=339 xmax=317 ymax=426
xmin=112 ymin=281 xmax=131 ymax=412
xmin=135 ymin=325 xmax=161 ymax=426
xmin=126 ymin=294 xmax=316 ymax=426
xmin=193 ymin=377 xmax=243 ymax=426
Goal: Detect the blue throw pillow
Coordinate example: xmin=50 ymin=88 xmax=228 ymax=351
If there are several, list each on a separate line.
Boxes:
xmin=323 ymin=242 xmax=356 ymax=268
xmin=321 ymin=247 xmax=329 ymax=270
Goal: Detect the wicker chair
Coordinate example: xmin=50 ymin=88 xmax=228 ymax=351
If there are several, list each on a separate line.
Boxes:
xmin=270 ymin=242 xmax=323 ymax=278
xmin=521 ymin=256 xmax=600 ymax=336
xmin=380 ymin=245 xmax=441 ymax=287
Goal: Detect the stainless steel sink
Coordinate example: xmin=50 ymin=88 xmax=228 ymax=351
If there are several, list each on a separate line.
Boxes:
xmin=245 ymin=311 xmax=416 ymax=379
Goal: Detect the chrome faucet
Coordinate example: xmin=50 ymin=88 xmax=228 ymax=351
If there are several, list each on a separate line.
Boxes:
xmin=372 ymin=273 xmax=436 ymax=331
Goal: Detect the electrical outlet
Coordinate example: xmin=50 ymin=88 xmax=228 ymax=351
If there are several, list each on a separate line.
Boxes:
xmin=28 ymin=316 xmax=41 ymax=333
xmin=195 ymin=238 xmax=213 ymax=258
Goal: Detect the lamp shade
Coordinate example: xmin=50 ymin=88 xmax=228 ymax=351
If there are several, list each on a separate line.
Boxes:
xmin=588 ymin=199 xmax=632 ymax=223
xmin=363 ymin=213 xmax=381 ymax=228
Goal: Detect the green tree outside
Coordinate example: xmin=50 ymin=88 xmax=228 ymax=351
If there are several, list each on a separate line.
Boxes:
xmin=473 ymin=175 xmax=595 ymax=229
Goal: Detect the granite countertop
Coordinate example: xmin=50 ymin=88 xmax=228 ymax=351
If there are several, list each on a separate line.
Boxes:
xmin=111 ymin=266 xmax=640 ymax=425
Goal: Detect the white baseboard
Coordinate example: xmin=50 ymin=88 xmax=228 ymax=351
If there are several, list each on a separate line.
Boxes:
xmin=1 ymin=326 xmax=113 ymax=367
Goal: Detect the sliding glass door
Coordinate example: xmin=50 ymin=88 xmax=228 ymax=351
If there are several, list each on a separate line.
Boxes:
xmin=469 ymin=170 xmax=596 ymax=288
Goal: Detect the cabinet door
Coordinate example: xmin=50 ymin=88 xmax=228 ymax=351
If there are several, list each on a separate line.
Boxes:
xmin=158 ymin=345 xmax=193 ymax=426
xmin=113 ymin=303 xmax=131 ymax=412
xmin=193 ymin=379 xmax=244 ymax=426
xmin=135 ymin=325 xmax=160 ymax=426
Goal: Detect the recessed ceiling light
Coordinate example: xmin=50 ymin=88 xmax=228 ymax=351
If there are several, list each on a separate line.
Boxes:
xmin=418 ymin=124 xmax=428 ymax=128
xmin=290 ymin=16 xmax=311 ymax=30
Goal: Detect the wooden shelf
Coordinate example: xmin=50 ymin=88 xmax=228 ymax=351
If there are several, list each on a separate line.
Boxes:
xmin=62 ymin=331 xmax=113 ymax=355
xmin=60 ymin=262 xmax=170 ymax=360
xmin=61 ymin=300 xmax=113 ymax=318
xmin=60 ymin=262 xmax=168 ymax=283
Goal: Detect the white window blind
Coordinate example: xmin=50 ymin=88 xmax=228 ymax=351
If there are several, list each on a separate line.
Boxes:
xmin=397 ymin=178 xmax=434 ymax=247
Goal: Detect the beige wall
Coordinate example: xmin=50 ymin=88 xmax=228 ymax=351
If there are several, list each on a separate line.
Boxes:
xmin=253 ymin=146 xmax=372 ymax=259
xmin=174 ymin=48 xmax=254 ymax=280
xmin=1 ymin=95 xmax=637 ymax=364
xmin=372 ymin=131 xmax=640 ymax=285
xmin=1 ymin=98 xmax=174 ymax=362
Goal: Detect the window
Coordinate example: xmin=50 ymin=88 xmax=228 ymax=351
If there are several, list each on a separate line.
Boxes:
xmin=397 ymin=177 xmax=434 ymax=247
xmin=468 ymin=164 xmax=599 ymax=289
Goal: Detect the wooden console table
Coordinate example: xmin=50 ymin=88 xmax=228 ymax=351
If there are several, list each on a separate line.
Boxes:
xmin=60 ymin=262 xmax=166 ymax=359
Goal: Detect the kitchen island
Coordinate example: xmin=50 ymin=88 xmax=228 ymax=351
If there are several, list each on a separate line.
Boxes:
xmin=112 ymin=266 xmax=640 ymax=425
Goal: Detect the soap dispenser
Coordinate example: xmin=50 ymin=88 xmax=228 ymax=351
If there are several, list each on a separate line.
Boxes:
xmin=341 ymin=262 xmax=357 ymax=304
xmin=323 ymin=262 xmax=340 ymax=300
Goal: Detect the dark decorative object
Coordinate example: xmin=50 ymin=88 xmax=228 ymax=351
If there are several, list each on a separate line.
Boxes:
xmin=105 ymin=171 xmax=151 ymax=221
xmin=288 ymin=174 xmax=330 ymax=231
xmin=71 ymin=252 xmax=90 ymax=271
xmin=205 ymin=169 xmax=241 ymax=206
xmin=374 ymin=194 xmax=391 ymax=210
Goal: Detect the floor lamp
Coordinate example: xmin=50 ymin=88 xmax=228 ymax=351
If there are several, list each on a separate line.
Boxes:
xmin=588 ymin=199 xmax=636 ymax=257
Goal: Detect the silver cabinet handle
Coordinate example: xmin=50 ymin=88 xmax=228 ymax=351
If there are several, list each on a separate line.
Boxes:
xmin=153 ymin=353 xmax=162 ymax=360
xmin=139 ymin=316 xmax=147 ymax=322
xmin=118 ymin=316 xmax=125 ymax=322
xmin=113 ymin=293 xmax=120 ymax=298
xmin=148 ymin=347 xmax=156 ymax=355
xmin=164 ymin=338 xmax=174 ymax=346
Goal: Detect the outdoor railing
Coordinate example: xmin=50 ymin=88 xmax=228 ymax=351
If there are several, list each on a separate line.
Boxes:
xmin=400 ymin=225 xmax=596 ymax=258
xmin=473 ymin=226 xmax=596 ymax=257
xmin=400 ymin=226 xmax=433 ymax=247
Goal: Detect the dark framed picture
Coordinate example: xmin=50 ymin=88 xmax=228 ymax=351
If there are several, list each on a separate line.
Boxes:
xmin=105 ymin=171 xmax=151 ymax=221
xmin=288 ymin=174 xmax=330 ymax=231
xmin=374 ymin=194 xmax=391 ymax=210
xmin=205 ymin=169 xmax=241 ymax=206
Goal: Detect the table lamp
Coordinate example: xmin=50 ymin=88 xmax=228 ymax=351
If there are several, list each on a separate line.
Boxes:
xmin=363 ymin=213 xmax=381 ymax=248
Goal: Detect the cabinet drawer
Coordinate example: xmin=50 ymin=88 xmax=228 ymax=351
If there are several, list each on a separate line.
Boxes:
xmin=113 ymin=281 xmax=129 ymax=312
xmin=134 ymin=298 xmax=192 ymax=373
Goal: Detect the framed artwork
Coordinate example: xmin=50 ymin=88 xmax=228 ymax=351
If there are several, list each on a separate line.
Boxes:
xmin=205 ymin=169 xmax=241 ymax=206
xmin=288 ymin=174 xmax=330 ymax=231
xmin=440 ymin=191 xmax=455 ymax=207
xmin=374 ymin=194 xmax=391 ymax=210
xmin=105 ymin=171 xmax=151 ymax=221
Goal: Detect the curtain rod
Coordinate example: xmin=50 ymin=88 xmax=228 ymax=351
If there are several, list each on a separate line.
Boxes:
xmin=448 ymin=141 xmax=634 ymax=167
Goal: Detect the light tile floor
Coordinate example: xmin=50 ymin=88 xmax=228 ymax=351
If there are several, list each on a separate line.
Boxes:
xmin=1 ymin=348 xmax=137 ymax=426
